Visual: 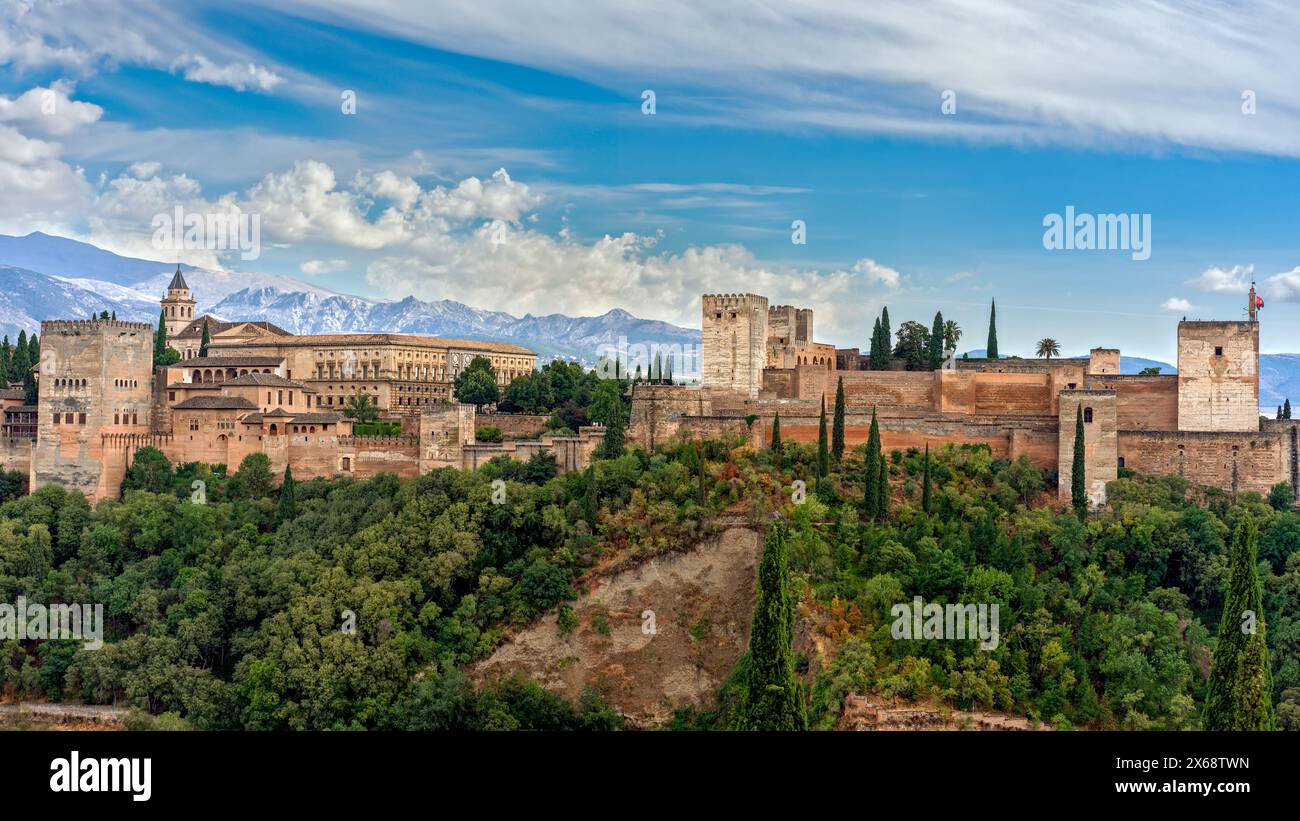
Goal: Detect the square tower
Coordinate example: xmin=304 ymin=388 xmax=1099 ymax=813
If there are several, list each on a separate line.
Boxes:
xmin=702 ymin=293 xmax=768 ymax=398
xmin=1058 ymin=389 xmax=1117 ymax=506
xmin=1088 ymin=347 xmax=1120 ymax=375
xmin=1176 ymin=321 xmax=1258 ymax=431
xmin=34 ymin=319 xmax=155 ymax=500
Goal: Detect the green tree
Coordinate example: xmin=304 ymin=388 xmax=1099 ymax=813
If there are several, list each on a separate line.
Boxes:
xmin=198 ymin=319 xmax=211 ymax=358
xmin=986 ymin=298 xmax=998 ymax=360
xmin=816 ymin=396 xmax=829 ymax=479
xmin=499 ymin=371 xmax=554 ymax=414
xmin=928 ymin=311 xmax=945 ymax=371
xmin=831 ymin=377 xmax=845 ymax=468
xmin=943 ymin=319 xmax=961 ymax=355
xmin=230 ymin=453 xmax=275 ymax=500
xmin=875 ymin=439 xmax=889 ymax=520
xmin=11 ymin=330 xmax=29 ymax=388
xmin=583 ymin=465 xmax=599 ymax=525
xmin=587 ymin=379 xmax=626 ymax=427
xmin=0 ymin=335 xmax=10 ymax=384
xmin=771 ymin=411 xmax=782 ymax=451
xmin=1036 ymin=338 xmax=1061 ymax=359
xmin=1286 ymin=399 xmax=1293 ymax=420
xmin=893 ymin=320 xmax=931 ymax=371
xmin=453 ymin=355 xmax=500 ymax=408
xmin=1203 ymin=514 xmax=1275 ymax=730
xmin=1072 ymin=404 xmax=1086 ymax=516
xmin=731 ymin=521 xmax=807 ymax=730
xmin=277 ymin=465 xmax=297 ymax=522
xmin=696 ymin=442 xmax=708 ymax=507
xmin=864 ymin=408 xmax=881 ymax=521
xmin=341 ymin=392 xmax=380 ymax=423
xmin=921 ymin=443 xmax=932 ymax=514
xmin=121 ymin=446 xmax=174 ymax=495
xmin=598 ymin=412 xmax=625 ymax=459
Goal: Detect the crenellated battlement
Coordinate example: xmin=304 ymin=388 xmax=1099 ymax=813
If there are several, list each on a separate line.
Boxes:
xmin=42 ymin=319 xmax=153 ymax=334
xmin=702 ymin=293 xmax=768 ymax=312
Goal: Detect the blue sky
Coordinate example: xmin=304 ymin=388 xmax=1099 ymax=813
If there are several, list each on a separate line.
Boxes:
xmin=3 ymin=1 xmax=1300 ymax=362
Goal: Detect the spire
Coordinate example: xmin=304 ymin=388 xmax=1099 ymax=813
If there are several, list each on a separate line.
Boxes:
xmin=168 ymin=264 xmax=189 ymax=292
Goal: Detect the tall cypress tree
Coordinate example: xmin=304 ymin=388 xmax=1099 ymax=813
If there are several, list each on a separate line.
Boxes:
xmin=816 ymin=396 xmax=829 ymax=479
xmin=600 ymin=411 xmax=625 ymax=459
xmin=277 ymin=465 xmax=297 ymax=522
xmin=864 ymin=408 xmax=881 ymax=520
xmin=1204 ymin=514 xmax=1275 ymax=730
xmin=11 ymin=330 xmax=30 ymax=390
xmin=1285 ymin=398 xmax=1293 ymax=420
xmin=199 ymin=318 xmax=212 ymax=358
xmin=1072 ymin=404 xmax=1087 ymax=515
xmin=921 ymin=443 xmax=932 ymax=514
xmin=0 ymin=336 xmax=10 ymax=385
xmin=831 ymin=377 xmax=845 ymax=468
xmin=583 ymin=465 xmax=599 ymax=526
xmin=771 ymin=411 xmax=782 ymax=450
xmin=928 ymin=310 xmax=945 ymax=371
xmin=869 ymin=317 xmax=881 ymax=369
xmin=732 ymin=520 xmax=807 ymax=730
xmin=986 ymin=299 xmax=999 ymax=360
xmin=880 ymin=307 xmax=891 ymax=360
xmin=154 ymin=308 xmax=169 ymax=365
xmin=876 ymin=440 xmax=889 ymax=520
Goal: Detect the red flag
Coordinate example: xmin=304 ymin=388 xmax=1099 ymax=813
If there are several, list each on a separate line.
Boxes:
xmin=1256 ymin=294 xmax=1264 ymax=309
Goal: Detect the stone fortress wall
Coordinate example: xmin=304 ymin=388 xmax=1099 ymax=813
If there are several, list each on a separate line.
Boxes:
xmin=631 ymin=288 xmax=1284 ymax=506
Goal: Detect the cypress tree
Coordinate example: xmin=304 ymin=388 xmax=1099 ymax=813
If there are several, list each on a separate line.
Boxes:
xmin=1286 ymin=398 xmax=1293 ymax=420
xmin=928 ymin=311 xmax=945 ymax=371
xmin=864 ymin=408 xmax=881 ymax=520
xmin=1072 ymin=404 xmax=1086 ymax=515
xmin=869 ymin=317 xmax=882 ymax=370
xmin=0 ymin=336 xmax=10 ymax=384
xmin=1204 ymin=514 xmax=1275 ymax=730
xmin=732 ymin=520 xmax=807 ymax=730
xmin=876 ymin=441 xmax=889 ymax=520
xmin=602 ymin=416 xmax=625 ymax=458
xmin=986 ymin=299 xmax=998 ymax=360
xmin=816 ymin=396 xmax=829 ymax=479
xmin=1278 ymin=406 xmax=1284 ymax=420
xmin=921 ymin=443 xmax=932 ymax=513
xmin=583 ymin=466 xmax=599 ymax=525
xmin=277 ymin=465 xmax=297 ymax=522
xmin=154 ymin=308 xmax=169 ymax=365
xmin=880 ymin=307 xmax=891 ymax=361
xmin=11 ymin=331 xmax=30 ymax=390
xmin=831 ymin=377 xmax=845 ymax=468
xmin=199 ymin=318 xmax=212 ymax=358
xmin=771 ymin=411 xmax=782 ymax=450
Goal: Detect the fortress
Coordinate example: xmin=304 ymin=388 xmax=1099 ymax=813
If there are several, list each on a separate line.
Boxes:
xmin=0 ymin=273 xmax=1294 ymax=507
xmin=630 ymin=289 xmax=1299 ymax=506
xmin=0 ymin=273 xmax=602 ymax=502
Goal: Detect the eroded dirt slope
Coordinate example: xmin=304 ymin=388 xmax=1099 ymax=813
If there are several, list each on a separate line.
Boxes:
xmin=474 ymin=527 xmax=761 ymax=727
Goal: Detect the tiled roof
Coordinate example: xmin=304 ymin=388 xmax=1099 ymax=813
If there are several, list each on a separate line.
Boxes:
xmin=174 ymin=316 xmax=291 ymax=339
xmin=167 ymin=265 xmax=188 ymax=291
xmin=172 ymin=396 xmax=259 ymax=410
xmin=219 ymin=332 xmax=535 ymax=355
xmin=175 ymin=355 xmax=285 ymax=368
xmin=284 ymin=412 xmax=346 ymax=424
xmin=221 ymin=372 xmax=310 ymax=389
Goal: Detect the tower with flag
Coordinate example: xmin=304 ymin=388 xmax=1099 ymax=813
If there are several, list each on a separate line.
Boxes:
xmin=1249 ymin=282 xmax=1263 ymax=322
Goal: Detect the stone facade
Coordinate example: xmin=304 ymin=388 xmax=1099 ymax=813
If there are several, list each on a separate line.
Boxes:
xmin=1177 ymin=320 xmax=1259 ymax=432
xmin=701 ymin=293 xmax=768 ymax=398
xmin=1057 ymin=390 xmax=1118 ymax=505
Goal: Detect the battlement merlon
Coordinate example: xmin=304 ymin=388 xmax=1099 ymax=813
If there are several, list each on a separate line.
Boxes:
xmin=702 ymin=293 xmax=769 ymax=312
xmin=41 ymin=319 xmax=155 ymax=333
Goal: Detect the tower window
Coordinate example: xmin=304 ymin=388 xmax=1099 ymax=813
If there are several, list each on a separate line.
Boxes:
xmin=1215 ymin=346 xmax=1223 ymax=356
xmin=1083 ymin=407 xmax=1093 ymax=423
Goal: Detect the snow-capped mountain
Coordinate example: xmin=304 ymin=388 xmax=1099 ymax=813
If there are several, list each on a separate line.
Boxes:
xmin=0 ymin=232 xmax=700 ymax=367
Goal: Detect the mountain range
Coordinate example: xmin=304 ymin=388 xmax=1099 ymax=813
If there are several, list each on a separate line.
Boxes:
xmin=0 ymin=231 xmax=1298 ymax=409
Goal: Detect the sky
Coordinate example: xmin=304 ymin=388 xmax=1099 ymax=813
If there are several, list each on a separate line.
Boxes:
xmin=3 ymin=0 xmax=1300 ymax=362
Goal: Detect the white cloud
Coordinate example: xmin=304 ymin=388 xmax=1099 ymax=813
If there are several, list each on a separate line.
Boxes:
xmin=128 ymin=161 xmax=160 ymax=179
xmin=1186 ymin=264 xmax=1253 ymax=293
xmin=1263 ymin=267 xmax=1300 ymax=303
xmin=281 ymin=0 xmax=1300 ymax=157
xmin=300 ymin=258 xmax=348 ymax=275
xmin=944 ymin=270 xmax=973 ymax=283
xmin=850 ymin=258 xmax=901 ymax=289
xmin=1161 ymin=297 xmax=1194 ymax=312
xmin=0 ymin=82 xmax=102 ymax=136
xmin=172 ymin=53 xmax=284 ymax=92
xmin=0 ymin=123 xmax=92 ymax=234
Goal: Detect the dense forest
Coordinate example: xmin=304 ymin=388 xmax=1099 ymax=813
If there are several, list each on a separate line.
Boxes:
xmin=1 ymin=396 xmax=1297 ymax=730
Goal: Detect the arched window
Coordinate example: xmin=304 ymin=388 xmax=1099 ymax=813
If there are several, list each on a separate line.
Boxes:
xmin=1083 ymin=407 xmax=1093 ymax=424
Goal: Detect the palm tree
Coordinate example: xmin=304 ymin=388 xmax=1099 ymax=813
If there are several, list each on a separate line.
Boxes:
xmin=943 ymin=319 xmax=962 ymax=354
xmin=1036 ymin=338 xmax=1060 ymax=359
